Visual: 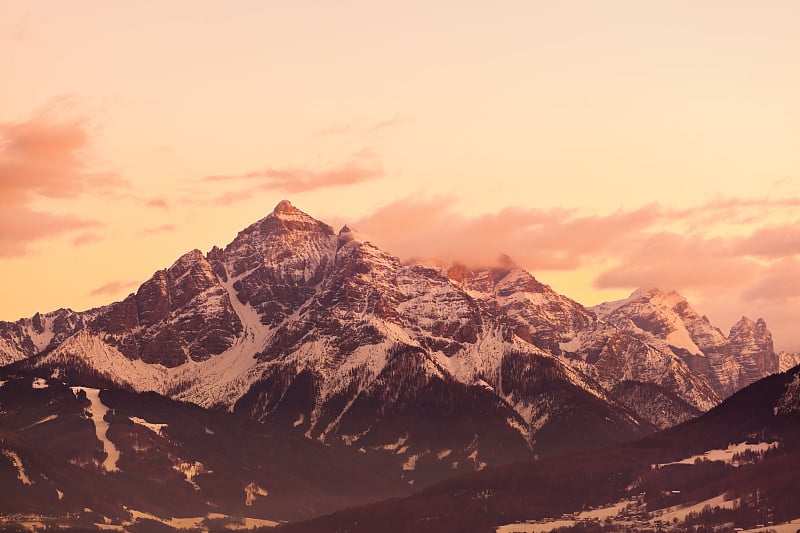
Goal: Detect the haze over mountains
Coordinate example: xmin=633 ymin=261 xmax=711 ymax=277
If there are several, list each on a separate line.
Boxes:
xmin=1 ymin=201 xmax=798 ymax=530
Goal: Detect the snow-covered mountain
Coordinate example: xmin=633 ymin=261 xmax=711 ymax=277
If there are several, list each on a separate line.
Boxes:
xmin=0 ymin=201 xmax=786 ymax=482
xmin=591 ymin=288 xmax=780 ymax=398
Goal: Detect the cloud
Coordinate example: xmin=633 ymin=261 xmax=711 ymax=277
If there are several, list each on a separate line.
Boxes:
xmin=736 ymin=222 xmax=800 ymax=258
xmin=741 ymin=258 xmax=800 ymax=302
xmin=207 ymin=149 xmax=384 ymax=203
xmin=0 ymin=205 xmax=99 ymax=257
xmin=314 ymin=117 xmax=400 ymax=137
xmin=348 ymin=195 xmax=800 ymax=349
xmin=89 ymin=280 xmax=139 ymax=298
xmin=0 ymin=110 xmax=124 ymax=256
xmin=146 ymin=198 xmax=169 ymax=209
xmin=72 ymin=233 xmax=103 ymax=246
xmin=140 ymin=224 xmax=176 ymax=235
xmin=594 ymin=232 xmax=759 ymax=290
xmin=352 ymin=195 xmax=659 ymax=270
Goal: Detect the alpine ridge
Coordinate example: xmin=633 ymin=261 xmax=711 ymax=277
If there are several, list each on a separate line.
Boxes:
xmin=0 ymin=201 xmax=787 ymax=484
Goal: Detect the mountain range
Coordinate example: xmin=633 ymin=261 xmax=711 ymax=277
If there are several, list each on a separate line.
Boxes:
xmin=1 ymin=200 xmax=798 ymax=530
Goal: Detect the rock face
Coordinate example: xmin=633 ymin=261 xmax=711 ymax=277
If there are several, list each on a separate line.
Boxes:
xmin=0 ymin=309 xmax=85 ymax=365
xmin=778 ymin=351 xmax=800 ymax=373
xmin=591 ymin=288 xmax=779 ymax=398
xmin=0 ymin=201 xmax=787 ymax=484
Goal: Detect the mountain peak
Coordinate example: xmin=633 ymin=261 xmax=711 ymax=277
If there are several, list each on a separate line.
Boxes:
xmin=631 ymin=287 xmax=683 ymax=301
xmin=272 ymin=199 xmax=300 ymax=215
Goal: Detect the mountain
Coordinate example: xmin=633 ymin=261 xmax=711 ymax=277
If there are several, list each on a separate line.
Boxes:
xmin=0 ymin=201 xmax=786 ymax=486
xmin=591 ymin=288 xmax=779 ymax=398
xmin=275 ymin=363 xmax=800 ymax=533
xmin=0 ymin=370 xmax=409 ymax=529
xmin=779 ymin=350 xmax=800 ymax=372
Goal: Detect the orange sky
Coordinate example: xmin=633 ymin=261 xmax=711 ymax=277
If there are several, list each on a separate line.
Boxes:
xmin=1 ymin=1 xmax=799 ymax=350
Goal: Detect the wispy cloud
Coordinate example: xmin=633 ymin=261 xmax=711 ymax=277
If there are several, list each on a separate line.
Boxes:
xmin=314 ymin=117 xmax=401 ymax=137
xmin=89 ymin=280 xmax=139 ymax=297
xmin=207 ymin=149 xmax=384 ymax=204
xmin=72 ymin=232 xmax=103 ymax=246
xmin=140 ymin=224 xmax=176 ymax=235
xmin=145 ymin=198 xmax=169 ymax=209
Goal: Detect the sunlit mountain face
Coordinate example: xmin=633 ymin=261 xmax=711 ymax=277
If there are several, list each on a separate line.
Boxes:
xmin=1 ymin=202 xmax=797 ymax=531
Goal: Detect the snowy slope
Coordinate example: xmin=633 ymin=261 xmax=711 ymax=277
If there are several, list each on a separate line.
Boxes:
xmin=1 ymin=201 xmax=786 ymax=481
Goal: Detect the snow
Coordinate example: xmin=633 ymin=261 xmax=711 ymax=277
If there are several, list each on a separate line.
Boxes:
xmin=402 ymin=452 xmax=425 ymax=471
xmin=28 ymin=315 xmax=55 ymax=353
xmin=651 ymin=494 xmax=738 ymax=523
xmin=245 ymin=481 xmax=269 ymax=506
xmin=558 ymin=335 xmax=581 ymax=353
xmin=119 ymin=510 xmax=280 ymax=530
xmin=1 ymin=449 xmax=32 ymax=485
xmin=577 ymin=500 xmax=633 ymax=520
xmin=56 ymin=489 xmax=64 ymax=500
xmin=32 ymin=377 xmax=48 ymax=389
xmin=496 ymin=520 xmax=576 ymax=533
xmin=71 ymin=387 xmax=120 ymax=472
xmin=437 ymin=449 xmax=452 ymax=459
xmin=739 ymin=518 xmax=800 ymax=533
xmin=378 ymin=434 xmax=408 ymax=452
xmin=657 ymin=441 xmax=779 ymax=467
xmin=665 ymin=326 xmax=704 ymax=356
xmin=129 ymin=416 xmax=168 ymax=436
xmin=172 ymin=268 xmax=270 ymax=409
xmin=292 ymin=413 xmax=305 ymax=427
xmin=42 ymin=331 xmax=168 ymax=392
xmin=173 ymin=461 xmax=208 ymax=490
xmin=22 ymin=414 xmax=58 ymax=430
xmin=0 ymin=379 xmax=6 ymax=388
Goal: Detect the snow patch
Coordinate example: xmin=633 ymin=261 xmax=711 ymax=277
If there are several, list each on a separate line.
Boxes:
xmin=437 ymin=449 xmax=452 ymax=460
xmin=174 ymin=461 xmax=208 ymax=490
xmin=245 ymin=481 xmax=269 ymax=506
xmin=657 ymin=441 xmax=779 ymax=467
xmin=130 ymin=416 xmax=168 ymax=436
xmin=22 ymin=414 xmax=58 ymax=430
xmin=1 ymin=449 xmax=32 ymax=485
xmin=652 ymin=494 xmax=738 ymax=523
xmin=32 ymin=377 xmax=48 ymax=389
xmin=558 ymin=335 xmax=581 ymax=353
xmin=378 ymin=434 xmax=408 ymax=452
xmin=71 ymin=387 xmax=120 ymax=472
xmin=402 ymin=452 xmax=426 ymax=471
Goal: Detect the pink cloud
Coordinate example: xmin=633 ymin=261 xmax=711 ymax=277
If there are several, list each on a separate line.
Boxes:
xmin=146 ymin=198 xmax=170 ymax=209
xmin=207 ymin=150 xmax=384 ymax=203
xmin=0 ymin=205 xmax=99 ymax=257
xmin=736 ymin=222 xmax=800 ymax=258
xmin=140 ymin=224 xmax=176 ymax=235
xmin=741 ymin=258 xmax=800 ymax=302
xmin=0 ymin=111 xmax=124 ymax=256
xmin=594 ymin=232 xmax=758 ymax=290
xmin=72 ymin=233 xmax=103 ymax=246
xmin=89 ymin=280 xmax=139 ymax=297
xmin=353 ymin=196 xmax=659 ymax=271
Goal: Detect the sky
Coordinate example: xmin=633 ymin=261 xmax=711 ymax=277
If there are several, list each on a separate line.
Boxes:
xmin=1 ymin=1 xmax=799 ymax=350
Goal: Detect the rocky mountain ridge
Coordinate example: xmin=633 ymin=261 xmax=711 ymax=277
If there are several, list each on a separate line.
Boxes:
xmin=0 ymin=201 xmax=785 ymax=482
